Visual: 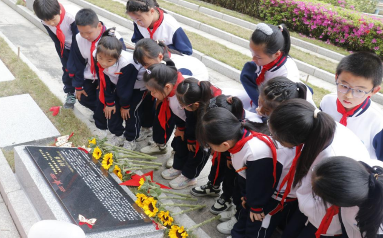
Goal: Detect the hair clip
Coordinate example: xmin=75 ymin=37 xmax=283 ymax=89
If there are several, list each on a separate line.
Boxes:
xmin=146 ymin=69 xmax=151 ymax=74
xmin=297 ymin=88 xmax=299 ymax=91
xmin=156 ymin=40 xmax=160 ymax=44
xmin=375 ymin=173 xmax=379 ymax=180
xmin=278 ymin=25 xmax=283 ymax=32
xmin=314 ymin=108 xmax=321 ymax=119
xmin=108 ymin=28 xmax=116 ymax=37
xmin=255 ymin=23 xmax=273 ymax=36
xmin=160 ymin=60 xmax=166 ymax=65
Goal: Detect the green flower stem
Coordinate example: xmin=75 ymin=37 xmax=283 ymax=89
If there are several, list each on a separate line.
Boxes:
xmin=187 ymin=215 xmax=221 ymax=232
xmin=161 ymin=189 xmax=193 ymax=198
xmin=172 ymin=205 xmax=206 ymax=216
xmin=120 ymin=159 xmax=162 ymax=166
xmin=105 ymin=144 xmax=157 ymax=159
xmin=128 ymin=166 xmax=159 ymax=170
xmin=118 ymin=153 xmax=157 ymax=160
xmin=161 ymin=204 xmax=201 ymax=207
xmin=158 ymin=197 xmax=198 ymax=201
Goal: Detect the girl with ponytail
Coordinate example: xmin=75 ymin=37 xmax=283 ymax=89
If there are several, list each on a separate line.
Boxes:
xmin=197 ymin=107 xmax=297 ymax=238
xmin=312 ymin=156 xmax=383 ymax=238
xmin=266 ymin=99 xmax=370 ymax=238
xmin=94 ymin=28 xmax=146 ymax=150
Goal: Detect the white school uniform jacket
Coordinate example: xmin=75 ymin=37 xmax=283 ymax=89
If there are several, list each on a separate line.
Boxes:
xmin=297 ymin=122 xmax=370 ymax=235
xmin=320 ymin=93 xmax=383 ymax=161
xmin=171 ymin=54 xmax=209 ymax=81
xmin=339 ymin=153 xmax=383 ymax=238
xmin=231 ymin=134 xmax=295 ymax=213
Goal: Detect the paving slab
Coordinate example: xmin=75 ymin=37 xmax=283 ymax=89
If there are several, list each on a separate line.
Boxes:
xmin=0 ymin=58 xmax=15 ymax=82
xmin=0 ymin=94 xmax=60 ymax=149
xmin=0 ymin=198 xmax=21 ymax=238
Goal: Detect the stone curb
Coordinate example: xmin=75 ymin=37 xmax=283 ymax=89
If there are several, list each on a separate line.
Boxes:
xmin=162 ymin=0 xmax=346 ymax=62
xmin=0 ymin=150 xmax=40 ymax=238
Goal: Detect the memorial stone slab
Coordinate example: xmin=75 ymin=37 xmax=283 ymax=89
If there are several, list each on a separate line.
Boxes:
xmin=0 ymin=59 xmax=15 ymax=82
xmin=15 ymin=146 xmax=160 ymax=237
xmin=0 ymin=94 xmax=60 ymax=149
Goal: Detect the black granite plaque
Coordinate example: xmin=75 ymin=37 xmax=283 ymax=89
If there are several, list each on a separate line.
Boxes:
xmin=25 ymin=146 xmax=150 ymax=233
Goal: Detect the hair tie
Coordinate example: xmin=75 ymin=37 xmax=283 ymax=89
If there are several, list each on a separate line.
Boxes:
xmin=146 ymin=69 xmax=151 ymax=75
xmin=108 ymin=28 xmax=116 ymax=37
xmin=156 ymin=40 xmax=159 ymax=44
xmin=314 ymin=108 xmax=321 ymax=119
xmin=255 ymin=23 xmax=273 ymax=36
xmin=227 ymin=96 xmax=233 ymax=105
xmin=160 ymin=60 xmax=166 ymax=65
xmin=278 ymin=25 xmax=283 ymax=32
xmin=369 ymin=173 xmax=378 ymax=189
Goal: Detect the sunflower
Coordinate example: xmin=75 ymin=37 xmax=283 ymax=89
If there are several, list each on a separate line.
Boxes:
xmin=113 ymin=165 xmax=123 ymax=180
xmin=135 ymin=193 xmax=148 ymax=208
xmin=88 ymin=138 xmax=96 ymax=147
xmin=101 ymin=153 xmax=113 ymax=170
xmin=158 ymin=210 xmax=174 ymax=226
xmin=92 ymin=147 xmax=102 ymax=160
xmin=138 ymin=178 xmax=145 ymax=190
xmin=143 ymin=197 xmax=158 ymax=217
xmin=169 ymin=225 xmax=188 ymax=238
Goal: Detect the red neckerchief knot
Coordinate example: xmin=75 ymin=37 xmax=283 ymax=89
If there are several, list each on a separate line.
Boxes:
xmin=275 ymin=144 xmax=303 ymax=210
xmin=158 ymin=72 xmax=184 ymax=141
xmin=315 ymin=205 xmax=339 ymax=238
xmin=97 ymin=62 xmax=106 ymax=107
xmin=147 ymin=8 xmax=164 ymax=39
xmin=228 ymin=129 xmax=278 ymax=187
xmin=336 ymin=97 xmax=369 ymax=126
xmin=90 ymin=25 xmax=106 ymax=78
xmin=56 ymin=4 xmax=66 ymax=57
xmin=256 ymin=54 xmax=285 ymax=85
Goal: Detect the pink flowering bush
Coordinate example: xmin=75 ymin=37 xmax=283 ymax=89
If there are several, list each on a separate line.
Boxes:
xmin=201 ymin=0 xmax=383 ymax=58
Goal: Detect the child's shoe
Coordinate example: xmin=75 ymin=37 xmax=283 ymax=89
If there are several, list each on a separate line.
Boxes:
xmin=140 ymin=143 xmax=167 ymax=154
xmin=108 ymin=135 xmax=125 ymax=147
xmin=136 ymin=127 xmax=153 ymax=142
xmin=191 ymin=181 xmax=220 ymax=197
xmin=169 ymin=174 xmax=197 ymax=190
xmin=63 ymin=92 xmax=76 ymax=109
xmin=166 ymin=152 xmax=175 ymax=168
xmin=210 ymin=195 xmax=232 ymax=214
xmin=161 ymin=168 xmax=182 ymax=180
xmin=123 ymin=140 xmax=137 ymax=151
xmin=217 ymin=217 xmax=237 ymax=235
xmin=218 ymin=206 xmax=236 ymax=222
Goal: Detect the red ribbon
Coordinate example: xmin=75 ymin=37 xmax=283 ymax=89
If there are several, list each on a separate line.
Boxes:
xmin=229 ymin=130 xmax=278 ymax=187
xmin=147 ymin=8 xmax=164 ymax=39
xmin=90 ymin=25 xmax=106 ymax=77
xmin=315 ymin=205 xmax=339 ymax=238
xmin=56 ymin=4 xmax=66 ymax=57
xmin=97 ymin=62 xmax=106 ymax=107
xmin=158 ymin=72 xmax=184 ymax=141
xmin=212 ymin=151 xmax=221 ymax=186
xmin=336 ymin=97 xmax=369 ymax=126
xmin=256 ymin=54 xmax=284 ymax=86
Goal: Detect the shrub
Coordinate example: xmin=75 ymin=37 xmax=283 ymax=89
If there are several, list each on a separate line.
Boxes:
xmin=201 ymin=0 xmax=383 ymax=58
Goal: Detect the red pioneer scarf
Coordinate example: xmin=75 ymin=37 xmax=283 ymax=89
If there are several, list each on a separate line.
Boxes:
xmin=90 ymin=25 xmax=106 ymax=77
xmin=147 ymin=8 xmax=164 ymax=39
xmin=256 ymin=54 xmax=284 ymax=86
xmin=315 ymin=205 xmax=339 ymax=238
xmin=56 ymin=4 xmax=66 ymax=57
xmin=336 ymin=97 xmax=369 ymax=126
xmin=97 ymin=62 xmax=106 ymax=107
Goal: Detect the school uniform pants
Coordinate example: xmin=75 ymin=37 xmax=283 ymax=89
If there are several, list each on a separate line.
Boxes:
xmin=141 ymin=92 xmax=155 ymax=128
xmin=232 ymin=198 xmax=298 ymax=238
xmin=281 ymin=210 xmax=341 ymax=238
xmin=60 ymin=48 xmax=75 ymax=94
xmin=94 ymin=89 xmax=145 ymax=141
xmin=172 ymin=138 xmax=211 ymax=179
xmin=207 ymin=151 xmax=236 ymax=201
xmin=77 ymin=79 xmax=98 ymax=113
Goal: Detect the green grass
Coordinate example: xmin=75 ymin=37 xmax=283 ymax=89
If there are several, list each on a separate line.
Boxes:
xmin=0 ymin=38 xmax=93 ymax=169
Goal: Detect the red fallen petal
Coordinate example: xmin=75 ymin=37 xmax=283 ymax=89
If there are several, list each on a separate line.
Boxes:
xmin=49 ymin=106 xmax=61 ymax=116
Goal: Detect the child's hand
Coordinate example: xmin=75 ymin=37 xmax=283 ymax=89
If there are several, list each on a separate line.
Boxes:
xmin=241 ymin=197 xmax=246 ymax=209
xmin=187 ymin=144 xmax=196 ymax=152
xmin=75 ymin=90 xmax=88 ymax=101
xmin=174 ymin=128 xmax=184 ymax=141
xmin=227 ymin=160 xmax=233 ymax=169
xmin=120 ymin=108 xmax=130 ymax=120
xmin=250 ymin=211 xmax=265 ymax=222
xmin=104 ymin=106 xmax=116 ymax=119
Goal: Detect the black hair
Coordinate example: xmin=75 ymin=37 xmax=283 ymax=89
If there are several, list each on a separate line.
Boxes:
xmin=133 ymin=38 xmax=181 ymax=66
xmin=268 ymin=99 xmax=336 ymax=186
xmin=96 ymin=28 xmax=123 ymax=60
xmin=33 ymin=0 xmax=60 ymax=21
xmin=251 ymin=23 xmax=291 ymax=56
xmin=126 ymin=0 xmax=159 ymax=13
xmin=312 ymin=156 xmax=383 ymax=238
xmin=143 ymin=62 xmax=178 ymax=96
xmin=197 ymin=107 xmax=269 ymax=147
xmin=208 ymin=94 xmax=244 ymax=121
xmin=259 ymin=76 xmax=307 ymax=115
xmin=336 ymin=51 xmax=383 ymax=87
xmin=176 ymin=78 xmax=215 ymax=111
xmin=75 ymin=8 xmax=99 ymax=28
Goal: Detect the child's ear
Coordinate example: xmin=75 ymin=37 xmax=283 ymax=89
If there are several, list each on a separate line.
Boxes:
xmin=372 ymin=85 xmax=381 ymax=95
xmin=222 ymin=141 xmax=232 ymax=151
xmin=193 ymin=102 xmax=200 ymax=109
xmin=97 ymin=22 xmax=102 ymax=29
xmin=164 ymin=83 xmax=173 ymax=92
xmin=158 ymin=52 xmax=164 ymax=61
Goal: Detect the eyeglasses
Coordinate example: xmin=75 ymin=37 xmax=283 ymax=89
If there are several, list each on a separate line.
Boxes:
xmin=336 ymin=82 xmax=373 ymax=98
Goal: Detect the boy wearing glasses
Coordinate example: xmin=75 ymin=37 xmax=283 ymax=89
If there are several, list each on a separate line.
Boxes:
xmin=320 ymin=51 xmax=383 ymax=161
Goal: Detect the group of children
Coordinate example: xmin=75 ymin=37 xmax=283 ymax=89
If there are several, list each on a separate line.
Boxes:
xmin=33 ymin=0 xmax=383 ymax=237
